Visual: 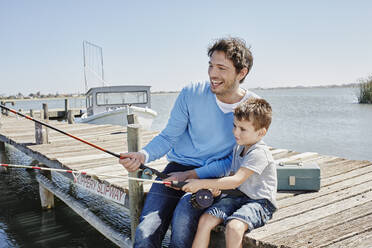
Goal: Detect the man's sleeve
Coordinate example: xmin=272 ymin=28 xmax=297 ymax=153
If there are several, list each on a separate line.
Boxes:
xmin=143 ymin=88 xmax=189 ymax=162
xmin=194 ymin=152 xmax=233 ymax=179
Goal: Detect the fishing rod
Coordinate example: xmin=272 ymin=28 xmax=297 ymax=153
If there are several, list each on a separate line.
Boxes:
xmin=0 ymin=104 xmax=167 ymax=179
xmin=0 ymin=105 xmax=245 ymax=209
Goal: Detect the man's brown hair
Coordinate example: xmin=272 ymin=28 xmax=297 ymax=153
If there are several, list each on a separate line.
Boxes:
xmin=208 ymin=37 xmax=253 ymax=83
xmin=234 ymin=98 xmax=272 ymax=131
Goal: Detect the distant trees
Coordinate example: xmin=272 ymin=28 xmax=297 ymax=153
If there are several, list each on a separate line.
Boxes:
xmin=358 ymin=76 xmax=372 ymax=104
xmin=0 ymin=91 xmax=84 ymax=100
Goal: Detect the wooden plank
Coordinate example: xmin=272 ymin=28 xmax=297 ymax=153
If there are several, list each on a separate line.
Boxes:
xmin=273 ymin=174 xmax=372 ymax=222
xmin=321 ymin=164 xmax=372 ymax=186
xmin=262 ymin=201 xmax=372 ymax=248
xmin=246 ymin=190 xmax=372 ymax=241
xmin=275 ymin=152 xmax=319 ymax=163
xmin=320 ymin=160 xmax=371 ymax=178
xmin=324 ymin=229 xmax=372 ymax=248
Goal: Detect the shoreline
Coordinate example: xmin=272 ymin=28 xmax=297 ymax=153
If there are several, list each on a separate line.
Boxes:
xmin=0 ymin=84 xmax=358 ymax=101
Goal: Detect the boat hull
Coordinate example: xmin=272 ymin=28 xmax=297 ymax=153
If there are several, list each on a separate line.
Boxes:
xmin=78 ymin=107 xmax=157 ymax=130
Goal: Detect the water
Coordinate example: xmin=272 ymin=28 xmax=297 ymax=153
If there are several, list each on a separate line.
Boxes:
xmin=1 ymin=87 xmax=372 ymax=247
xmin=151 ymin=87 xmax=372 ymax=162
xmin=0 ymin=146 xmax=119 ymax=248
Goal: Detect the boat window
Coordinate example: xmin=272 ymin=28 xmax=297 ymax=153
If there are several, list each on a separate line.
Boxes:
xmin=86 ymin=94 xmax=93 ymax=108
xmin=96 ymin=91 xmax=148 ymax=105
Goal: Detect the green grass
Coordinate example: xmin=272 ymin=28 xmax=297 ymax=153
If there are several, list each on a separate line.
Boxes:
xmin=358 ymin=76 xmax=372 ymax=104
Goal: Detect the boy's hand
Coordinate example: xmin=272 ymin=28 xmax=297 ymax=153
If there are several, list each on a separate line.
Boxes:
xmin=119 ymin=152 xmax=145 ymax=172
xmin=182 ymin=179 xmax=204 ymax=193
xmin=209 ymin=188 xmax=221 ymax=197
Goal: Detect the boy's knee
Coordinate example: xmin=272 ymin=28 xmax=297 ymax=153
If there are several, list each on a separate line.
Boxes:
xmin=199 ymin=213 xmax=219 ymax=229
xmin=226 ymin=219 xmax=248 ymax=235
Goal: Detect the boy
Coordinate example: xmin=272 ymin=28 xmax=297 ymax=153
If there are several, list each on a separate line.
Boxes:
xmin=182 ymin=98 xmax=277 ymax=248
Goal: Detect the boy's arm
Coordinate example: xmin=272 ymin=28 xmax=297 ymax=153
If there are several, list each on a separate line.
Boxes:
xmin=182 ymin=167 xmax=254 ymax=193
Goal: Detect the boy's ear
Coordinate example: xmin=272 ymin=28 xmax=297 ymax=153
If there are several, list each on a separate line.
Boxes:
xmin=258 ymin=128 xmax=267 ymax=137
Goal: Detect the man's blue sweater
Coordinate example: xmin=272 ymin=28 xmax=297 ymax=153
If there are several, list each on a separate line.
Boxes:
xmin=143 ymin=82 xmax=256 ymax=179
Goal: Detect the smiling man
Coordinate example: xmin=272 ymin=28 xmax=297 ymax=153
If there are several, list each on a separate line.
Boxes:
xmin=119 ymin=37 xmax=259 ymax=248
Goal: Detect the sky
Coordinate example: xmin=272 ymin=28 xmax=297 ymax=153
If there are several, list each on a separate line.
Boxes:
xmin=1 ymin=0 xmax=372 ymax=95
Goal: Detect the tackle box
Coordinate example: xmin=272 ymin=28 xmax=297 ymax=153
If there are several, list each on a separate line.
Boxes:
xmin=276 ymin=162 xmax=321 ymax=191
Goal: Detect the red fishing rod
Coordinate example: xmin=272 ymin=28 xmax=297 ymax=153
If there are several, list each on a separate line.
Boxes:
xmin=0 ymin=104 xmax=167 ymax=179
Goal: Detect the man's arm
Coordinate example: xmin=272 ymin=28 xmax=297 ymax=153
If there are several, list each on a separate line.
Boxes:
xmin=119 ymin=88 xmax=189 ymax=171
xmin=194 ymin=152 xmax=233 ymax=179
xmin=182 ymin=167 xmax=254 ymax=193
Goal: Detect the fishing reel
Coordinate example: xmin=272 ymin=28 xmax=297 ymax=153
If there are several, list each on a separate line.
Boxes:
xmin=140 ymin=168 xmax=154 ymax=179
xmin=190 ymin=188 xmax=246 ymax=209
xmin=190 ymin=189 xmax=214 ymax=209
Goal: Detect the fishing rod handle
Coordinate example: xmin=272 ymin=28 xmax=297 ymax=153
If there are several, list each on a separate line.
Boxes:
xmin=139 ymin=164 xmax=168 ymax=179
xmin=220 ymin=189 xmax=246 ymax=197
xmin=170 ymin=181 xmax=188 ymax=188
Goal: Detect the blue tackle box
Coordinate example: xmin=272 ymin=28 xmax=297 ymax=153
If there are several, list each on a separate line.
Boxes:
xmin=277 ymin=162 xmax=321 ymax=191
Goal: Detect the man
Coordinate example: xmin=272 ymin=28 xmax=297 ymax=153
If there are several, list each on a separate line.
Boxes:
xmin=119 ymin=37 xmax=258 ymax=248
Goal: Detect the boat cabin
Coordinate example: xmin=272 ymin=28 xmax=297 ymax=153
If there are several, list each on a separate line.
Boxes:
xmin=85 ymin=85 xmax=152 ymax=116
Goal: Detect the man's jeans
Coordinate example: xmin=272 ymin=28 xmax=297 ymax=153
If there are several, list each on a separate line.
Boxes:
xmin=134 ymin=162 xmax=205 ymax=248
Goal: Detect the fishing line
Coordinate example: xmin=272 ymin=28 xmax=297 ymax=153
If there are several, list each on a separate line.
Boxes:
xmin=0 ymin=105 xmax=245 ymax=209
xmin=0 ymin=104 xmax=167 ymax=179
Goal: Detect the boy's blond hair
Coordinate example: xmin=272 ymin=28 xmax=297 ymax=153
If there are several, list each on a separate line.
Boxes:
xmin=234 ymin=98 xmax=272 ymax=131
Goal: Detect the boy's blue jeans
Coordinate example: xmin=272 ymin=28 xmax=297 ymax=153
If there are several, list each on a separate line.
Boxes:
xmin=134 ymin=162 xmax=204 ymax=248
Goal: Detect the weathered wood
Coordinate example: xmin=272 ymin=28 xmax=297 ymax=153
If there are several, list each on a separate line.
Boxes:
xmin=64 ymin=99 xmax=69 ymax=119
xmin=38 ymin=170 xmax=55 ymax=209
xmin=67 ymin=110 xmax=74 ymax=124
xmin=127 ymin=123 xmax=144 ymax=242
xmin=36 ymin=173 xmax=132 ymax=248
xmin=0 ymin=141 xmax=5 ymax=151
xmin=127 ymin=114 xmax=138 ymax=125
xmin=262 ymin=200 xmax=372 ymax=247
xmin=35 ymin=122 xmax=48 ymax=144
xmin=42 ymin=103 xmax=49 ymax=120
xmin=247 ymin=190 xmax=372 ymax=241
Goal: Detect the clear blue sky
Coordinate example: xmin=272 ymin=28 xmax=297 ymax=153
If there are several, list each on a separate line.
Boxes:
xmin=1 ymin=0 xmax=371 ymax=95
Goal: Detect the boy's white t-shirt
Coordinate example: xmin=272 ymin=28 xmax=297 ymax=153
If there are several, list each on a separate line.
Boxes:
xmin=231 ymin=141 xmax=277 ymax=208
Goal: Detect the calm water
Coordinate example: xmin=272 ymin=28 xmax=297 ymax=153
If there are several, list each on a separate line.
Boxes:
xmin=1 ymin=87 xmax=372 ymax=247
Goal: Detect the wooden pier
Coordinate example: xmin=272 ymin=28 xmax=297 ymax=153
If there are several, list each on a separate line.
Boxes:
xmin=1 ymin=115 xmax=371 ymax=248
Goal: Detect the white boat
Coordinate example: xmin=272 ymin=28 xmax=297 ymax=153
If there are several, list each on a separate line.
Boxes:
xmin=77 ymin=85 xmax=157 ymax=130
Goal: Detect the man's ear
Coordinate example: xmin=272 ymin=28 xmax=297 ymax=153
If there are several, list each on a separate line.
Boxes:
xmin=237 ymin=67 xmax=248 ymax=82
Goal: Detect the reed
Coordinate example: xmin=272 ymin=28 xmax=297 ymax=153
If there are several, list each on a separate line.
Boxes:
xmin=358 ymin=76 xmax=372 ymax=104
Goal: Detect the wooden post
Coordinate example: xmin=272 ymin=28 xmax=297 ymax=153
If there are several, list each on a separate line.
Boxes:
xmin=127 ymin=114 xmax=138 ymax=125
xmin=42 ymin=103 xmax=49 ymax=143
xmin=39 ymin=170 xmax=55 ymax=209
xmin=67 ymin=110 xmax=74 ymax=124
xmin=35 ymin=104 xmax=49 ymax=144
xmin=64 ymin=99 xmax=69 ymax=120
xmin=127 ymin=124 xmax=144 ymax=242
xmin=43 ymin=103 xmax=49 ymax=120
xmin=0 ymin=141 xmax=5 ymax=152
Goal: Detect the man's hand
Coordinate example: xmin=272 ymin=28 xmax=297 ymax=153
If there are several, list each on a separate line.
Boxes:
xmin=164 ymin=170 xmax=198 ymax=190
xmin=166 ymin=169 xmax=198 ymax=182
xmin=119 ymin=152 xmax=145 ymax=172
